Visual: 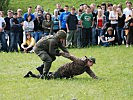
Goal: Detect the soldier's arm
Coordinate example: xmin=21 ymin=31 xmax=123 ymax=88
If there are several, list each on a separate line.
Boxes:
xmin=86 ymin=67 xmax=98 ymax=79
xmin=58 ymin=42 xmax=69 ymax=53
xmin=60 ymin=52 xmax=83 ymax=63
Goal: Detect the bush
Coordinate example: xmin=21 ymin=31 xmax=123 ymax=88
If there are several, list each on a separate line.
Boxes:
xmin=0 ymin=0 xmax=10 ymax=12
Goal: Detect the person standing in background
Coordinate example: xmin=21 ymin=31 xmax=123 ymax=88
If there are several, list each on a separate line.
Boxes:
xmin=109 ymin=4 xmax=118 ymax=44
xmin=23 ymin=6 xmax=35 ymax=21
xmin=66 ymin=7 xmax=78 ymax=48
xmin=76 ymin=9 xmax=83 ymax=48
xmin=117 ymin=7 xmax=126 ymax=45
xmin=59 ymin=5 xmax=70 ymax=32
xmin=96 ymin=9 xmax=106 ymax=45
xmin=17 ymin=9 xmax=24 ymax=52
xmin=23 ymin=15 xmax=34 ymax=42
xmin=80 ymin=5 xmax=94 ymax=47
xmin=4 ymin=10 xmax=13 ymax=50
xmin=54 ymin=3 xmax=65 ymax=15
xmin=52 ymin=9 xmax=60 ymax=34
xmin=42 ymin=13 xmax=53 ymax=36
xmin=33 ymin=11 xmax=44 ymax=42
xmin=0 ymin=11 xmax=7 ymax=52
xmin=10 ymin=12 xmax=20 ymax=52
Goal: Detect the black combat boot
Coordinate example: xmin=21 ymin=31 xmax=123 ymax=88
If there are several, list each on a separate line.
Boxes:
xmin=40 ymin=62 xmax=52 ymax=79
xmin=36 ymin=64 xmax=44 ymax=75
xmin=24 ymin=71 xmax=32 ymax=78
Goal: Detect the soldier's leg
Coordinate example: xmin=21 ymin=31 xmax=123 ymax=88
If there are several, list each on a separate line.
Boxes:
xmin=36 ymin=64 xmax=44 ymax=75
xmin=24 ymin=71 xmax=40 ymax=78
xmin=34 ymin=50 xmax=52 ymax=79
xmin=43 ymin=62 xmax=52 ymax=79
xmin=40 ymin=53 xmax=53 ymax=79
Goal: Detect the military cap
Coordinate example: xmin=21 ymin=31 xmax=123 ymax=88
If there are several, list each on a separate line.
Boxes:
xmin=89 ymin=56 xmax=96 ymax=64
xmin=85 ymin=56 xmax=96 ymax=64
xmin=56 ymin=30 xmax=67 ymax=39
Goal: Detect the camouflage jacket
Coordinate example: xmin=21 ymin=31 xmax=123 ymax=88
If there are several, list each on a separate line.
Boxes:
xmin=53 ymin=53 xmax=98 ymax=79
xmin=34 ymin=36 xmax=69 ymax=56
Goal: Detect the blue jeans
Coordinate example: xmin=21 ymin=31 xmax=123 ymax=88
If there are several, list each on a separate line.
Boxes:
xmin=33 ymin=31 xmax=43 ymax=42
xmin=117 ymin=27 xmax=125 ymax=45
xmin=92 ymin=27 xmax=96 ymax=45
xmin=100 ymin=42 xmax=109 ymax=47
xmin=0 ymin=32 xmax=8 ymax=52
xmin=9 ymin=32 xmax=19 ymax=52
xmin=43 ymin=32 xmax=49 ymax=36
xmin=96 ymin=28 xmax=103 ymax=45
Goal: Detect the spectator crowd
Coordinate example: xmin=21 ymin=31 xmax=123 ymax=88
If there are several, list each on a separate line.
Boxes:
xmin=0 ymin=1 xmax=133 ymax=53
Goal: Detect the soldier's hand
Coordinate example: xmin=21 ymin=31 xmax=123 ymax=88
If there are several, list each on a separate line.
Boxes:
xmin=93 ymin=76 xmax=99 ymax=80
xmin=56 ymin=50 xmax=61 ymax=56
xmin=59 ymin=51 xmax=64 ymax=56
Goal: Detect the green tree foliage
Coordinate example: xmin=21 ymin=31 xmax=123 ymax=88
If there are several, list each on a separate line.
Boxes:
xmin=0 ymin=0 xmax=10 ymax=12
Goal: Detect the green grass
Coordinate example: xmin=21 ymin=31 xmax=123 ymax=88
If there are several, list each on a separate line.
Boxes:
xmin=8 ymin=0 xmax=127 ymax=13
xmin=0 ymin=45 xmax=133 ymax=100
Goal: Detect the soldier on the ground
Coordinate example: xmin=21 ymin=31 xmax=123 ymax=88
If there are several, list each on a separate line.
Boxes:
xmin=24 ymin=52 xmax=98 ymax=79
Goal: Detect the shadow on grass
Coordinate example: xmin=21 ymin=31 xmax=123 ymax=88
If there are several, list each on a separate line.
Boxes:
xmin=23 ymin=76 xmax=110 ymax=82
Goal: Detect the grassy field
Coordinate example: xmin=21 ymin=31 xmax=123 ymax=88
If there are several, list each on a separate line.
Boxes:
xmin=0 ymin=45 xmax=133 ymax=100
xmin=8 ymin=0 xmax=127 ymax=13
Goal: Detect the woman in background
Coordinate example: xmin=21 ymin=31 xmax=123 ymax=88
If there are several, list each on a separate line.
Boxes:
xmin=23 ymin=15 xmax=34 ymax=42
xmin=21 ymin=32 xmax=35 ymax=53
xmin=42 ymin=13 xmax=53 ymax=36
xmin=52 ymin=9 xmax=60 ymax=34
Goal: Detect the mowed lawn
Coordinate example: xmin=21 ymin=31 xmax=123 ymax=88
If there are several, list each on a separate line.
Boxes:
xmin=8 ymin=0 xmax=127 ymax=13
xmin=0 ymin=46 xmax=133 ymax=100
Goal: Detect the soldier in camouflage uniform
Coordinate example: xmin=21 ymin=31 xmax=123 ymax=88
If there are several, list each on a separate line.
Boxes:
xmin=33 ymin=30 xmax=69 ymax=79
xmin=24 ymin=52 xmax=98 ymax=79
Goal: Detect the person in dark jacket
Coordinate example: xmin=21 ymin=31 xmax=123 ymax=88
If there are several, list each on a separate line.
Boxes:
xmin=4 ymin=10 xmax=13 ymax=49
xmin=33 ymin=11 xmax=44 ymax=42
xmin=126 ymin=16 xmax=133 ymax=47
xmin=10 ymin=12 xmax=20 ymax=52
xmin=42 ymin=13 xmax=54 ymax=36
xmin=24 ymin=52 xmax=98 ymax=79
xmin=17 ymin=9 xmax=24 ymax=52
xmin=33 ymin=30 xmax=69 ymax=79
xmin=66 ymin=7 xmax=78 ymax=48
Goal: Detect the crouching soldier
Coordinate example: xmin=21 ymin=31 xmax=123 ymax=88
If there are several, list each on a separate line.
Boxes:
xmin=24 ymin=52 xmax=98 ymax=79
xmin=33 ymin=30 xmax=69 ymax=79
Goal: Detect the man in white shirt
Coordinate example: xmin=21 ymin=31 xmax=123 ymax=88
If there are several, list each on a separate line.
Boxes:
xmin=0 ymin=11 xmax=8 ymax=52
xmin=123 ymin=1 xmax=132 ymax=18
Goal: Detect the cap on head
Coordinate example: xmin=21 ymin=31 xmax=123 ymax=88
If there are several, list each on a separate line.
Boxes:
xmin=107 ymin=27 xmax=113 ymax=31
xmin=56 ymin=30 xmax=67 ymax=39
xmin=85 ymin=56 xmax=96 ymax=64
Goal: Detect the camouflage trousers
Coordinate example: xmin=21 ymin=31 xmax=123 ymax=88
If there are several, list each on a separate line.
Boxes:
xmin=34 ymin=48 xmax=56 ymax=76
